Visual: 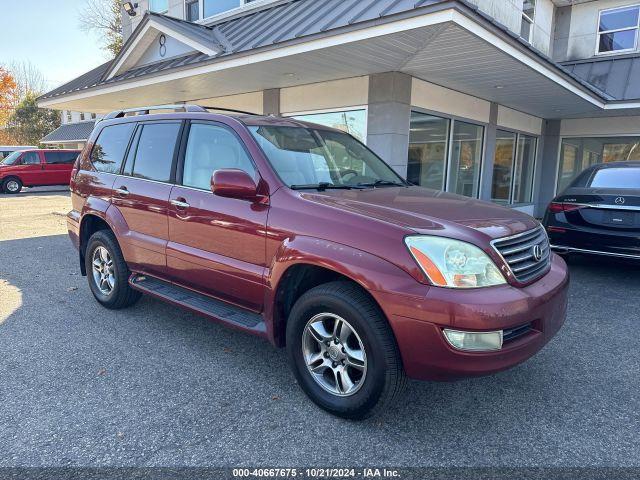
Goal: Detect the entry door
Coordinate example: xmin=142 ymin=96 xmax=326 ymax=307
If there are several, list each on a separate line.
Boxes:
xmin=167 ymin=121 xmax=268 ymax=312
xmin=18 ymin=151 xmax=45 ymax=186
xmin=112 ymin=121 xmax=182 ymax=278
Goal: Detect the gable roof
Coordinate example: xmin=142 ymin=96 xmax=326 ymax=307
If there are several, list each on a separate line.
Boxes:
xmin=561 ymin=53 xmax=640 ymax=102
xmin=39 ymin=0 xmax=613 ymax=105
xmin=103 ymin=12 xmax=227 ymax=80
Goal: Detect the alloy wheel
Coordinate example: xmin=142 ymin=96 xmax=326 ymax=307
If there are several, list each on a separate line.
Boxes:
xmin=92 ymin=246 xmax=115 ymax=295
xmin=302 ymin=313 xmax=367 ymax=397
xmin=6 ymin=180 xmax=19 ymax=193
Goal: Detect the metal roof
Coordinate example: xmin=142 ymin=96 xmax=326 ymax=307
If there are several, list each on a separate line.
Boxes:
xmin=39 ymin=0 xmax=611 ymax=103
xmin=40 ymin=121 xmax=96 ymax=143
xmin=561 ymin=54 xmax=640 ymax=101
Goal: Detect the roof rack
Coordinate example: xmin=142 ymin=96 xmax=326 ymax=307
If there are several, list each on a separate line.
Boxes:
xmin=102 ymin=104 xmax=258 ymax=121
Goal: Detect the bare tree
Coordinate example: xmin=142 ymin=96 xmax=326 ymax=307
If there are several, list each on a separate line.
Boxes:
xmin=79 ymin=0 xmax=123 ymax=57
xmin=8 ymin=61 xmax=47 ymax=98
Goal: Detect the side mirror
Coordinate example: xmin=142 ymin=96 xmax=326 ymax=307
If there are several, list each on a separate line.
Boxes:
xmin=211 ymin=169 xmax=258 ymax=200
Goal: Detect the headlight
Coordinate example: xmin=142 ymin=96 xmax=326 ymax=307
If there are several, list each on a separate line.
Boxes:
xmin=405 ymin=235 xmax=506 ymax=288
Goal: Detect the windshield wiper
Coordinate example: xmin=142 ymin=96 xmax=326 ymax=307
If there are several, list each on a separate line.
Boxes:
xmin=290 ymin=182 xmax=363 ymax=191
xmin=357 ymin=180 xmax=406 ymax=188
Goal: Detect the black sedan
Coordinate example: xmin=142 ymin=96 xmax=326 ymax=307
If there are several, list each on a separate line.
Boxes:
xmin=543 ymin=161 xmax=640 ymax=260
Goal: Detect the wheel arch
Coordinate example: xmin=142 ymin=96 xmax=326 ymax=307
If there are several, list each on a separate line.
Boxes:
xmin=1 ymin=176 xmax=23 ymax=191
xmin=78 ymin=214 xmax=114 ymax=276
xmin=266 ymin=236 xmax=410 ymax=348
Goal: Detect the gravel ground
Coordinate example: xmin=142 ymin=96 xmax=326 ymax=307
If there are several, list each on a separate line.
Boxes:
xmin=0 ymin=190 xmax=638 ymax=468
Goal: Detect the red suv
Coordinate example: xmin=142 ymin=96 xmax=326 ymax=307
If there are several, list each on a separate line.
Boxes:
xmin=68 ymin=105 xmax=569 ymax=419
xmin=0 ymin=149 xmax=80 ymax=193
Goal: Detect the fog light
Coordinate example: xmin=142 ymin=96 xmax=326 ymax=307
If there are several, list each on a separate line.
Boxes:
xmin=443 ymin=329 xmax=503 ymax=352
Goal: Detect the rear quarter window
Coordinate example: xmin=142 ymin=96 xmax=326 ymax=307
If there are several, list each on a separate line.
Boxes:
xmin=90 ymin=123 xmax=136 ymax=174
xmin=589 ymin=167 xmax=640 ymax=189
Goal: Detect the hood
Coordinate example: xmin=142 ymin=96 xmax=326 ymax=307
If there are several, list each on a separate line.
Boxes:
xmin=299 ymin=186 xmax=538 ymax=240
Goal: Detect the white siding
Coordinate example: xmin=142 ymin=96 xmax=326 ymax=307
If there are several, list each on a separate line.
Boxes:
xmin=560 ymin=116 xmax=640 ymax=136
xmin=280 ymin=77 xmax=369 ymax=114
xmin=411 ymin=78 xmax=491 ymax=123
xmin=497 ymin=106 xmax=543 ymax=135
xmin=556 ymin=0 xmax=640 ymax=61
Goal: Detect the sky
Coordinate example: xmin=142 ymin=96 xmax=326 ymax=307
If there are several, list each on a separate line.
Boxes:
xmin=0 ymin=0 xmax=109 ymax=92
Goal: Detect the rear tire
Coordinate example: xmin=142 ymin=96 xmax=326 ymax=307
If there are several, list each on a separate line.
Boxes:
xmin=286 ymin=281 xmax=405 ymax=419
xmin=85 ymin=230 xmax=141 ymax=309
xmin=2 ymin=177 xmax=22 ymax=194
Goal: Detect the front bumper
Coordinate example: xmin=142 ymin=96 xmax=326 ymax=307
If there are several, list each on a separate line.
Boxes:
xmin=373 ymin=254 xmax=569 ymax=381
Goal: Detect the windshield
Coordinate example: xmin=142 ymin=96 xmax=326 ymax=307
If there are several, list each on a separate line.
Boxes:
xmin=0 ymin=151 xmax=22 ymax=166
xmin=249 ymin=126 xmax=406 ymax=189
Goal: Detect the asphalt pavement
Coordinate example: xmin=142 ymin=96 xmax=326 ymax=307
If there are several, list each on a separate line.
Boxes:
xmin=0 ymin=190 xmax=638 ymax=468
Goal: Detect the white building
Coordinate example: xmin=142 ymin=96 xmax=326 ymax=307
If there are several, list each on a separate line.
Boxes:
xmin=38 ymin=0 xmax=640 ymax=215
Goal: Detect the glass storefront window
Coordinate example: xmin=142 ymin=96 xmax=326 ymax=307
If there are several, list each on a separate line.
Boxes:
xmin=408 ymin=112 xmax=450 ymax=190
xmin=491 ymin=130 xmax=516 ymax=203
xmin=513 ymin=134 xmax=536 ymax=203
xmin=291 ymin=109 xmax=367 ymax=143
xmin=557 ymin=136 xmax=640 ymax=192
xmin=448 ymin=120 xmax=484 ymax=198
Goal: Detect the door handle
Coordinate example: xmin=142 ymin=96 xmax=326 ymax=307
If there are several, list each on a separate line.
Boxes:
xmin=115 ymin=187 xmax=129 ymax=196
xmin=170 ymin=198 xmax=190 ymax=209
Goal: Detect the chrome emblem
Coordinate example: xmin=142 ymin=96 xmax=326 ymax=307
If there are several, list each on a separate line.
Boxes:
xmin=615 ymin=197 xmax=625 ymax=205
xmin=532 ymin=244 xmax=543 ymax=262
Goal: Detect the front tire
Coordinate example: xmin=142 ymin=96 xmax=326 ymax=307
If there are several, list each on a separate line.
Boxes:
xmin=286 ymin=281 xmax=405 ymax=419
xmin=85 ymin=230 xmax=141 ymax=309
xmin=2 ymin=177 xmax=22 ymax=194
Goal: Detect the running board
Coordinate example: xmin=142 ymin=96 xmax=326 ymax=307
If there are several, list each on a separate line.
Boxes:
xmin=129 ymin=274 xmax=266 ymax=333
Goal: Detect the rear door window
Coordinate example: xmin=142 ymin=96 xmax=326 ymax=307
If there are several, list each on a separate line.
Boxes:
xmin=589 ymin=168 xmax=640 ymax=189
xmin=130 ymin=123 xmax=181 ymax=183
xmin=91 ymin=123 xmax=136 ymax=174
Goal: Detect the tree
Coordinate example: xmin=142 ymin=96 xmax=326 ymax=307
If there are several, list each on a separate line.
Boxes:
xmin=79 ymin=0 xmax=124 ymax=57
xmin=4 ymin=93 xmax=60 ymax=146
xmin=0 ymin=67 xmax=18 ymax=128
xmin=9 ymin=61 xmax=47 ymax=99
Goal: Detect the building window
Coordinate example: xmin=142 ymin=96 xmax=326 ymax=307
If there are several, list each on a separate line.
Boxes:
xmin=186 ymin=0 xmax=200 ymax=20
xmin=290 ymin=109 xmax=367 ymax=143
xmin=557 ymin=136 xmax=640 ymax=192
xmin=520 ymin=0 xmax=536 ymax=43
xmin=408 ymin=113 xmax=449 ymax=190
xmin=66 ymin=111 xmax=72 ymax=123
xmin=80 ymin=113 xmax=85 ymax=121
xmin=491 ymin=131 xmax=537 ymax=204
xmin=597 ymin=5 xmax=640 ymax=54
xmin=491 ymin=130 xmax=517 ymax=203
xmin=150 ymin=0 xmax=169 ymax=13
xmin=203 ymin=0 xmax=241 ymax=18
xmin=91 ymin=113 xmax=97 ymax=119
xmin=409 ymin=111 xmax=484 ymax=198
xmin=448 ymin=121 xmax=484 ymax=198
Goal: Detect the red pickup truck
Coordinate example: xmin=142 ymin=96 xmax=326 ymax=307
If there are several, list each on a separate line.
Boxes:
xmin=0 ymin=149 xmax=80 ymax=193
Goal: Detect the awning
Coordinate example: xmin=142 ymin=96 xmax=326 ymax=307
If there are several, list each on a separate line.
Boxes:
xmin=40 ymin=121 xmax=96 ymax=144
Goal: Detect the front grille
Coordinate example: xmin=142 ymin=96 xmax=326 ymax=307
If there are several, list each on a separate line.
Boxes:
xmin=492 ymin=225 xmax=551 ymax=284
